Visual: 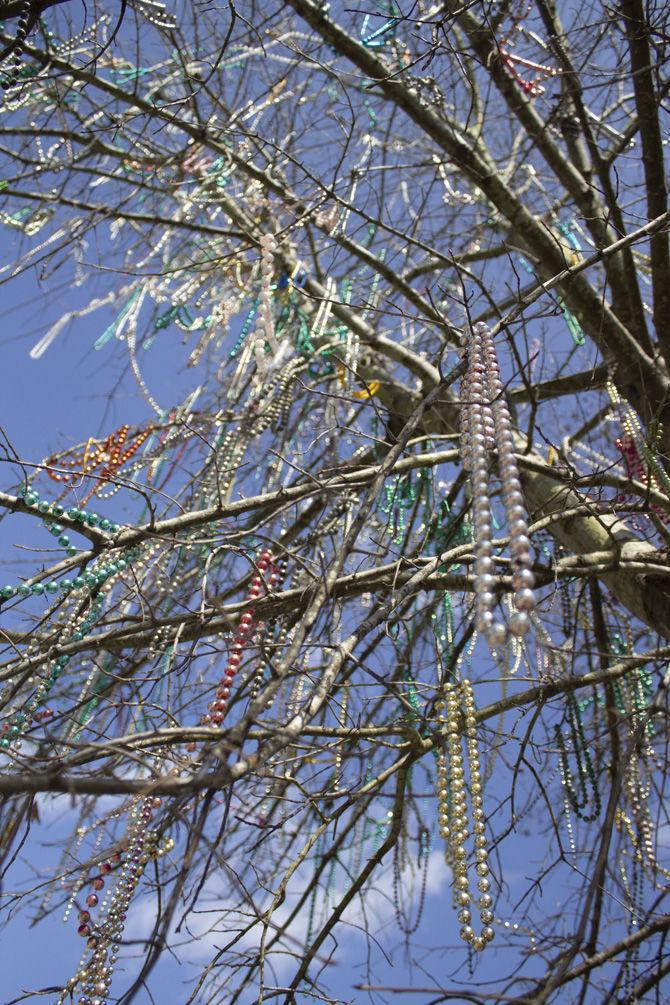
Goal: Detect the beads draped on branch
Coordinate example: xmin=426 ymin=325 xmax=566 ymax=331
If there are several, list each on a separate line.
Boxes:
xmin=459 ymin=323 xmax=536 ymax=649
xmin=253 ymin=233 xmax=280 ymax=380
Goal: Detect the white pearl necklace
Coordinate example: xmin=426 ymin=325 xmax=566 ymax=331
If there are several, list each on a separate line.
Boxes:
xmin=460 ymin=323 xmax=536 ymax=648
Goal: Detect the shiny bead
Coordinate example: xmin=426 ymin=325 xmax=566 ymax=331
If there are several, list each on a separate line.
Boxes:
xmin=514 ymin=588 xmax=536 ymax=611
xmin=512 ymin=568 xmax=535 ymax=590
xmin=476 ymin=591 xmax=495 ymax=611
xmin=509 ymin=611 xmax=531 ymax=636
xmin=476 ymin=611 xmax=494 ymax=634
xmin=485 ymin=622 xmax=506 ymax=647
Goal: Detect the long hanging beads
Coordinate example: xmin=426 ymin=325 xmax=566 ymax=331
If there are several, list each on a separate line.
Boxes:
xmin=200 ymin=549 xmax=279 ymax=727
xmin=460 ymin=323 xmax=536 ymax=648
xmin=56 ymin=795 xmax=162 ymax=1005
xmin=435 ymin=680 xmax=495 ymax=953
xmin=253 ymin=233 xmax=280 ymax=380
xmin=555 ymin=694 xmax=602 ymax=823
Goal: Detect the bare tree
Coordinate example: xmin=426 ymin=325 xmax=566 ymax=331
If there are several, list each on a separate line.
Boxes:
xmin=1 ymin=1 xmax=670 ymax=1002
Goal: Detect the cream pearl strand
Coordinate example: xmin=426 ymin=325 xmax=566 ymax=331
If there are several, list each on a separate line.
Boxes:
xmin=436 ymin=680 xmax=495 ymax=953
xmin=460 ymin=323 xmax=536 ymax=648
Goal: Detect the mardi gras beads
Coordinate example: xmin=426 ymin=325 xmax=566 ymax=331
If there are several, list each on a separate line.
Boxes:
xmin=460 ymin=323 xmax=536 ymax=648
xmin=253 ymin=233 xmax=280 ymax=380
xmin=435 ymin=680 xmax=495 ymax=952
xmin=45 ymin=424 xmax=154 ymax=504
xmin=55 ymin=794 xmax=165 ymax=1005
xmin=200 ymin=549 xmax=280 ymax=727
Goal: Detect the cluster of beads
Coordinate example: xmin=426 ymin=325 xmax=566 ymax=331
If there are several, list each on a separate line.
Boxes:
xmin=56 ymin=796 xmax=163 ymax=1005
xmin=435 ymin=680 xmax=495 ymax=952
xmin=459 ymin=322 xmax=536 ymax=648
xmin=0 ymin=589 xmax=108 ymax=750
xmin=0 ymin=0 xmax=31 ymax=93
xmin=615 ymin=431 xmax=666 ymax=520
xmin=497 ymin=1 xmax=558 ymax=98
xmin=16 ymin=486 xmax=120 ymax=532
xmin=46 ymin=423 xmax=153 ymax=504
xmin=0 ymin=652 xmax=72 ymax=750
xmin=200 ymin=549 xmax=279 ymax=726
xmin=0 ymin=545 xmax=139 ymax=604
xmin=608 ymin=380 xmax=670 ymax=499
xmin=0 ymin=535 xmax=147 ymax=750
xmin=253 ymin=234 xmax=280 ymax=379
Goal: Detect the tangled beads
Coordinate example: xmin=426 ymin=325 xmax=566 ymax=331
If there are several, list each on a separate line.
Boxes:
xmin=460 ymin=323 xmax=536 ymax=648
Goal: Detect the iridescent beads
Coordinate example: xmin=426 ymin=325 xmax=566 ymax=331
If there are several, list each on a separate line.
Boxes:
xmin=436 ymin=680 xmax=495 ymax=952
xmin=459 ymin=323 xmax=536 ymax=648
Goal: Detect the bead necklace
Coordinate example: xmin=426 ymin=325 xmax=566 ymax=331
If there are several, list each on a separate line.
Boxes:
xmin=608 ymin=380 xmax=670 ymax=499
xmin=392 ymin=826 xmax=430 ymax=936
xmin=460 ymin=322 xmax=536 ymax=648
xmin=200 ymin=549 xmax=280 ymax=727
xmin=248 ymin=556 xmax=289 ymax=703
xmin=616 ymin=428 xmax=666 ymax=521
xmin=435 ymin=679 xmax=495 ymax=952
xmin=55 ymin=794 xmax=164 ymax=1005
xmin=0 ymin=0 xmax=31 ymax=94
xmin=45 ymin=424 xmax=154 ymax=504
xmin=132 ymin=0 xmax=177 ymax=29
xmin=554 ymin=693 xmax=602 ymax=823
xmin=253 ymin=233 xmax=280 ymax=382
xmin=497 ymin=1 xmax=559 ymax=98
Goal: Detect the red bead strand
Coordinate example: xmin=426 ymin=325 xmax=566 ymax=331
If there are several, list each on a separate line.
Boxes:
xmin=201 ymin=549 xmax=279 ymax=726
